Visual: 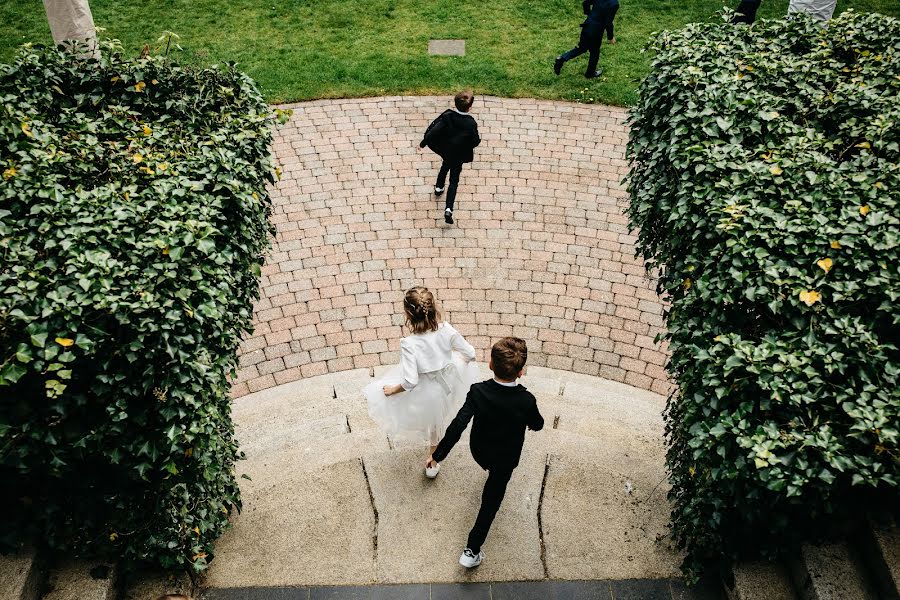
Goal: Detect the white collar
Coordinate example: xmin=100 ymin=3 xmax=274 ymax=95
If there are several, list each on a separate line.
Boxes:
xmin=452 ymin=108 xmax=472 ymax=116
xmin=493 ymin=378 xmax=517 ymax=387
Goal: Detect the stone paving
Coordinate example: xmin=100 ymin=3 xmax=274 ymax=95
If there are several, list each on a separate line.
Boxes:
xmin=201 ymin=578 xmax=723 ymax=600
xmin=201 ymin=367 xmax=685 ymax=591
xmin=232 ymin=96 xmax=672 ymax=400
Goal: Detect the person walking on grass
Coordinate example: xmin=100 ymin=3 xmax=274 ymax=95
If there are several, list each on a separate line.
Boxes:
xmin=419 ymin=90 xmax=481 ymax=225
xmin=426 ymin=337 xmax=544 ymax=568
xmin=554 ymin=0 xmax=617 ymax=78
xmin=602 ymin=0 xmax=620 ymax=44
xmin=364 ymin=286 xmax=479 ymax=476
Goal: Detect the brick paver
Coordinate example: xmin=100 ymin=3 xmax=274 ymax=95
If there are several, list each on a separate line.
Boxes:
xmin=233 ymin=96 xmax=672 ymax=398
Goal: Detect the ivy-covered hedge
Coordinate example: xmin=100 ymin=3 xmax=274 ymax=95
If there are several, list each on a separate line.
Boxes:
xmin=0 ymin=40 xmax=278 ymax=569
xmin=626 ymin=11 xmax=899 ymax=578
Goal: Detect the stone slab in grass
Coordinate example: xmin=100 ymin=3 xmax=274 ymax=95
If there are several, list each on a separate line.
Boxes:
xmin=428 ymin=40 xmax=466 ymax=56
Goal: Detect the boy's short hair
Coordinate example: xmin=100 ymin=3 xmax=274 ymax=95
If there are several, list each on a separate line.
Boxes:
xmin=491 ymin=337 xmax=527 ymax=380
xmin=454 ymin=90 xmax=475 ymax=112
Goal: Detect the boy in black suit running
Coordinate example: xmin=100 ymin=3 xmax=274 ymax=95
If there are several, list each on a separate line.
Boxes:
xmin=427 ymin=337 xmax=544 ymax=568
xmin=419 ymin=90 xmax=481 ymax=225
xmin=554 ymin=0 xmax=618 ymax=78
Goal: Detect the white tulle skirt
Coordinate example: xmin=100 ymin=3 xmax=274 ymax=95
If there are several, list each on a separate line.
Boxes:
xmin=365 ymin=353 xmax=480 ymax=447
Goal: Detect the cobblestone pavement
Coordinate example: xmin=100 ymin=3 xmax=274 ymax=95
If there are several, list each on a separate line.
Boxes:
xmin=233 ymin=96 xmax=671 ymax=398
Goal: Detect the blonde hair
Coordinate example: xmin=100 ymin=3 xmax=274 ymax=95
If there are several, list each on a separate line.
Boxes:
xmin=404 ymin=286 xmax=441 ymax=334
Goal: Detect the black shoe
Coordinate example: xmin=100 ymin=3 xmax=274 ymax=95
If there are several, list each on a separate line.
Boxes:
xmin=585 ymin=69 xmax=603 ymax=79
xmin=434 ymin=186 xmax=445 ymax=196
xmin=444 ymin=208 xmax=453 ymax=224
xmin=554 ymin=56 xmax=564 ymax=76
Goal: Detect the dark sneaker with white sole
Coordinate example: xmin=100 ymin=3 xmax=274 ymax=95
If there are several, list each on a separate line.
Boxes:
xmin=434 ymin=186 xmax=445 ymax=196
xmin=444 ymin=208 xmax=453 ymax=224
xmin=459 ymin=548 xmax=485 ymax=568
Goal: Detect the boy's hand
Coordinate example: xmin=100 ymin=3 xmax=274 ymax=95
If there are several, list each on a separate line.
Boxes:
xmin=425 ymin=456 xmax=437 ymax=468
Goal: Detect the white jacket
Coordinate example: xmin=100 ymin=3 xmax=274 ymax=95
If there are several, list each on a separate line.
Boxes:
xmin=399 ymin=323 xmax=476 ymax=390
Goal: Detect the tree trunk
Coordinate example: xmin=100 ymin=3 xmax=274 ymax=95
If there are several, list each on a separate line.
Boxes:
xmin=42 ymin=0 xmax=100 ymax=59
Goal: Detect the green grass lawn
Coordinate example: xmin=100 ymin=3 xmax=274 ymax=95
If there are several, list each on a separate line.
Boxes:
xmin=2 ymin=0 xmax=899 ymax=106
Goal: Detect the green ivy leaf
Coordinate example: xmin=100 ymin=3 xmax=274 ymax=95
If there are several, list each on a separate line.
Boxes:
xmin=1 ymin=362 xmax=28 ymax=384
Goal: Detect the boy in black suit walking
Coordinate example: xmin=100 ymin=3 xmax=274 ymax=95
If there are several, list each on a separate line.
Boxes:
xmin=554 ymin=0 xmax=618 ymax=78
xmin=419 ymin=90 xmax=481 ymax=225
xmin=427 ymin=337 xmax=544 ymax=568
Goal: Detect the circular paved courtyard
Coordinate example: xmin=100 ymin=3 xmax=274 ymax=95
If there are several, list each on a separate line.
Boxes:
xmin=233 ymin=96 xmax=672 ymax=398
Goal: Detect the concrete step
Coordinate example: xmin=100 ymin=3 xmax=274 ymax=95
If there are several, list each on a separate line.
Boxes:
xmin=120 ymin=567 xmax=193 ymax=600
xmin=0 ymin=549 xmax=43 ymax=600
xmin=202 ymin=458 xmax=376 ymax=588
xmin=726 ymin=561 xmax=797 ymax=600
xmin=791 ymin=541 xmax=879 ymax=600
xmin=860 ymin=511 xmax=900 ymax=600
xmin=726 ymin=514 xmax=900 ymax=600
xmin=42 ymin=561 xmax=117 ymax=600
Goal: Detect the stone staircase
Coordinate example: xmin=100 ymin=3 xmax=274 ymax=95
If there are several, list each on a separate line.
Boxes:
xmin=725 ymin=511 xmax=900 ymax=600
xmin=2 ymin=367 xmax=897 ymax=600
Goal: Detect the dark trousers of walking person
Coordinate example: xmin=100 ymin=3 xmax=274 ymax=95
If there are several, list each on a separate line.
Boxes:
xmin=436 ymin=161 xmax=463 ymax=211
xmin=559 ymin=22 xmax=603 ymax=76
xmin=466 ymin=466 xmax=514 ymax=553
xmin=605 ymin=5 xmax=619 ymax=41
xmin=732 ymin=0 xmax=760 ymax=24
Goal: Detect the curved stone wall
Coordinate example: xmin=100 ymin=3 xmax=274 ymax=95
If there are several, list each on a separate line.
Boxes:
xmin=233 ymin=96 xmax=671 ymax=398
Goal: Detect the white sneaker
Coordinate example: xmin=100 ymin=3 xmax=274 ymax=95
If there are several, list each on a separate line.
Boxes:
xmin=459 ymin=548 xmax=484 ymax=568
xmin=425 ymin=462 xmax=440 ymax=479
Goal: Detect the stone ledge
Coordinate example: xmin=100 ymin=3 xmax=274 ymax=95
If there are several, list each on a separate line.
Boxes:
xmin=0 ymin=549 xmax=43 ymax=600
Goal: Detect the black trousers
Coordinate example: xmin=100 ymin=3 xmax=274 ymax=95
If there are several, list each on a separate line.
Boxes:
xmin=605 ymin=5 xmax=619 ymax=40
xmin=436 ymin=161 xmax=463 ymax=211
xmin=732 ymin=0 xmax=760 ymax=24
xmin=560 ymin=22 xmax=603 ymax=75
xmin=466 ymin=466 xmax=515 ymax=554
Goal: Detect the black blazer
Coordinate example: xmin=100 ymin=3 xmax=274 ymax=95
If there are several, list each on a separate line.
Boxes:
xmin=420 ymin=109 xmax=481 ymax=164
xmin=581 ymin=0 xmax=615 ymax=43
xmin=432 ymin=379 xmax=544 ymax=471
xmin=583 ymin=0 xmax=617 ymax=23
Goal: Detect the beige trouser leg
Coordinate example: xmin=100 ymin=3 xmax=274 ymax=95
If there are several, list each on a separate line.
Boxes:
xmin=42 ymin=0 xmax=100 ymax=59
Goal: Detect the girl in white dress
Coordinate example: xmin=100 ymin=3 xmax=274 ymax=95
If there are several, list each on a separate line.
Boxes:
xmin=364 ymin=286 xmax=479 ymax=476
